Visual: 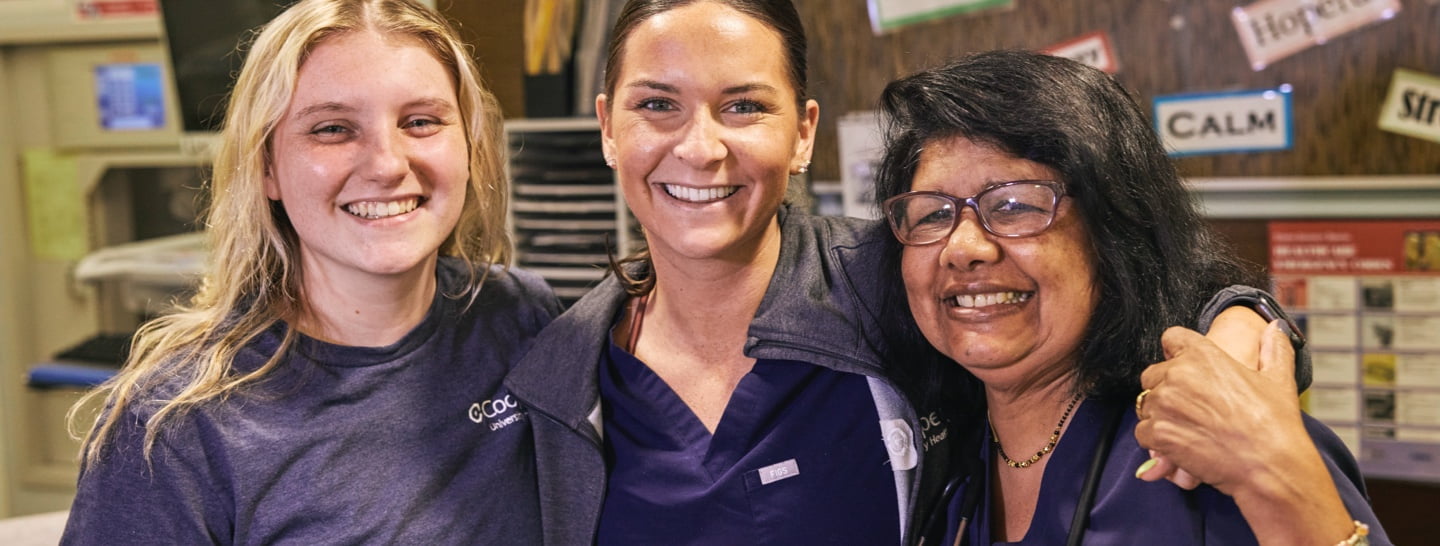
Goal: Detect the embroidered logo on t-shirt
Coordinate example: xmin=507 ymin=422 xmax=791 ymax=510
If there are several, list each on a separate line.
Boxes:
xmin=468 ymin=394 xmax=525 ymax=431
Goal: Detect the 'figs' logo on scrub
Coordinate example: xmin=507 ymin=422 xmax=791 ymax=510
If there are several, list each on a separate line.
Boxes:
xmin=468 ymin=394 xmax=526 ymax=431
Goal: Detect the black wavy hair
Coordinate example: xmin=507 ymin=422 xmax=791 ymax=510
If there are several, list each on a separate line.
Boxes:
xmin=872 ymin=50 xmax=1261 ymax=415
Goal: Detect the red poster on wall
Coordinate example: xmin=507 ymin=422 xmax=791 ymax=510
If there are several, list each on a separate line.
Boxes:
xmin=75 ymin=0 xmax=158 ymax=20
xmin=1269 ymin=220 xmax=1440 ymax=483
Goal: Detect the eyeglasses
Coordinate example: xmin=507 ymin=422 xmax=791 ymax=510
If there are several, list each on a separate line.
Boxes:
xmin=881 ymin=180 xmax=1066 ymax=245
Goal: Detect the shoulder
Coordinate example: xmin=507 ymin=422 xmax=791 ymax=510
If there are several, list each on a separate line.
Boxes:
xmin=779 ymin=207 xmax=886 ymax=251
xmin=437 ymin=257 xmax=563 ymax=325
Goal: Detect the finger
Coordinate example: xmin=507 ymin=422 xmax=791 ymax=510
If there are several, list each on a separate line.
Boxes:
xmin=1159 ymin=326 xmax=1206 ymax=360
xmin=1204 ymin=306 xmax=1267 ymax=369
xmin=1257 ymin=320 xmax=1298 ymax=389
xmin=1135 ymin=451 xmax=1174 ymax=482
xmin=1165 ymin=468 xmax=1201 ymax=490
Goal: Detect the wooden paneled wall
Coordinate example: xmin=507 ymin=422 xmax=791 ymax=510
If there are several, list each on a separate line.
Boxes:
xmin=795 ymin=0 xmax=1440 ymax=181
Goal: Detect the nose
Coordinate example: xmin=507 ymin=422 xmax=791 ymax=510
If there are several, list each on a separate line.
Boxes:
xmin=938 ymin=207 xmax=1000 ymax=271
xmin=671 ymin=111 xmax=727 ymax=168
xmin=363 ymin=128 xmax=409 ymax=184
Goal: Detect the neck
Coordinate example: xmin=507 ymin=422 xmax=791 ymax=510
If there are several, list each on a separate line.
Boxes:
xmin=985 ymin=371 xmax=1080 ymax=449
xmin=642 ymin=218 xmax=782 ymax=350
xmin=295 ymin=256 xmax=438 ymax=347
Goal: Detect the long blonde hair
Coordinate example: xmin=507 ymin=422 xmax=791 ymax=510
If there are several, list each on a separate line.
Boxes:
xmin=72 ymin=0 xmax=511 ymax=464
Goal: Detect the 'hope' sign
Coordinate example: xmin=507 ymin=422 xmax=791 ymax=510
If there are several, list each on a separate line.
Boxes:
xmin=1231 ymin=0 xmax=1400 ymax=70
xmin=1153 ymin=88 xmax=1293 ymax=157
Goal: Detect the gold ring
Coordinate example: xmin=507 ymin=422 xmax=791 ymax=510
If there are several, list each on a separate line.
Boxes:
xmin=1135 ymin=389 xmax=1151 ymax=418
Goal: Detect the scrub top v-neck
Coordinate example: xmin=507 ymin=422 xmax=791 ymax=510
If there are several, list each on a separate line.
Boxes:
xmin=596 ymin=337 xmax=900 ymax=545
xmin=941 ymin=398 xmax=1261 ymax=545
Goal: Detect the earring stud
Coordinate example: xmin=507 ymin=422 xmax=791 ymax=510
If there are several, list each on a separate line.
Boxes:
xmin=797 ymin=161 xmax=810 ymax=174
xmin=604 ymin=156 xmax=616 ymax=168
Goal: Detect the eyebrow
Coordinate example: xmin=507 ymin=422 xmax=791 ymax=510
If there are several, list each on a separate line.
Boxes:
xmin=294 ymin=102 xmax=355 ymax=119
xmin=292 ymin=98 xmax=457 ymax=119
xmin=624 ymin=79 xmax=780 ymax=96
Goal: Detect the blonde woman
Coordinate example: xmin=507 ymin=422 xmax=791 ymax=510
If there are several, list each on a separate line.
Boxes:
xmin=62 ymin=0 xmax=559 ymax=543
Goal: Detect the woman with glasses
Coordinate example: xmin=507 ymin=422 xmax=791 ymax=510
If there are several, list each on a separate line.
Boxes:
xmin=876 ymin=50 xmax=1386 ymax=545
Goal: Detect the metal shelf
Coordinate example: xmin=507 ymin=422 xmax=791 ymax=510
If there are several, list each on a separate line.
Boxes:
xmin=1189 ymin=176 xmax=1440 ymax=219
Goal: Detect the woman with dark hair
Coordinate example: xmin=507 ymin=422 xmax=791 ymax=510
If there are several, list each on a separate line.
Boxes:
xmin=875 ymin=50 xmax=1386 ymax=544
xmin=507 ymin=1 xmax=1290 ymax=545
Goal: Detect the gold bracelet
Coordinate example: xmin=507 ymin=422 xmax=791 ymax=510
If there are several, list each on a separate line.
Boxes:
xmin=1335 ymin=520 xmax=1370 ymax=546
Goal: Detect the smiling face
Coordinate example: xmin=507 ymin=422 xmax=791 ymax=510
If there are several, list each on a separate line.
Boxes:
xmin=597 ymin=1 xmax=817 ymax=265
xmin=265 ymin=30 xmax=467 ymax=289
xmin=900 ymin=137 xmax=1099 ymax=391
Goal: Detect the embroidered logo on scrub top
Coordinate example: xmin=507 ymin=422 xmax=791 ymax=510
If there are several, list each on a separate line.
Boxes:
xmin=468 ymin=394 xmax=526 ymax=431
xmin=880 ymin=419 xmax=918 ymax=470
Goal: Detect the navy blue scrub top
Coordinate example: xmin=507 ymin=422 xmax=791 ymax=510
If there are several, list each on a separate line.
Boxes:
xmin=596 ymin=338 xmax=900 ymax=545
xmin=937 ymin=398 xmax=1387 ymax=545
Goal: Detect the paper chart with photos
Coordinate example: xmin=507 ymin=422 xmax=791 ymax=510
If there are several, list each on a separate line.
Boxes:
xmin=1270 ymin=220 xmax=1440 ymax=483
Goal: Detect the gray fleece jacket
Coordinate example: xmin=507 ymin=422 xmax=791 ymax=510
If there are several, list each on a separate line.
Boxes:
xmin=504 ymin=206 xmax=956 ymax=545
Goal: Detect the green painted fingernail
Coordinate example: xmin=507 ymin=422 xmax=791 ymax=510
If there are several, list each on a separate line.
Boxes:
xmin=1135 ymin=458 xmax=1158 ymax=478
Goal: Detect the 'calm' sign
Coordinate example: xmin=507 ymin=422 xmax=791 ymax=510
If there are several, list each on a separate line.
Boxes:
xmin=1153 ymin=88 xmax=1293 ymax=157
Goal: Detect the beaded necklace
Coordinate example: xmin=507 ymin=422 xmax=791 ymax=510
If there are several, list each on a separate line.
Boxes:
xmin=990 ymin=393 xmax=1083 ymax=469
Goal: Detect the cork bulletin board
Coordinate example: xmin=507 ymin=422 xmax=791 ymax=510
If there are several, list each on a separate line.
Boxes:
xmin=794 ymin=0 xmax=1440 ymax=180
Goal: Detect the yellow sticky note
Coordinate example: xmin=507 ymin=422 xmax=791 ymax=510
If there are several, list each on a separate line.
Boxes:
xmin=21 ymin=148 xmax=87 ymax=260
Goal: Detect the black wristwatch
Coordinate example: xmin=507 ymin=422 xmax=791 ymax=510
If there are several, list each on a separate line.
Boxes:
xmin=1199 ymin=286 xmax=1311 ymax=392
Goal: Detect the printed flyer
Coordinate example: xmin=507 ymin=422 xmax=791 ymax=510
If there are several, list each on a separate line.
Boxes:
xmin=1271 ymin=220 xmax=1440 ymax=482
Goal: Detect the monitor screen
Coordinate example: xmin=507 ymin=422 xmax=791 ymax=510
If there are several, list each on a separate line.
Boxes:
xmin=158 ymin=0 xmax=298 ymax=133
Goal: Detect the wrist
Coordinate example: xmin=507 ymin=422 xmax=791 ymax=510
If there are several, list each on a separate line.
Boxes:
xmin=1229 ymin=445 xmax=1355 ymax=546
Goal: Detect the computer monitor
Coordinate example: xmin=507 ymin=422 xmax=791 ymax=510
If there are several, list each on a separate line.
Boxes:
xmin=157 ymin=0 xmax=297 ymax=150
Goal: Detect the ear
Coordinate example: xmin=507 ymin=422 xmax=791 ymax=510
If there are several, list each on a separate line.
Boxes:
xmin=263 ymin=164 xmax=281 ymax=201
xmin=596 ymin=94 xmax=616 ymax=163
xmin=793 ymin=98 xmax=819 ymax=171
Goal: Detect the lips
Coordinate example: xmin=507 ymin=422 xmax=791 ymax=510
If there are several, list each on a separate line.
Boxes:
xmin=343 ymin=197 xmax=421 ymax=219
xmin=661 ymin=183 xmax=739 ymax=203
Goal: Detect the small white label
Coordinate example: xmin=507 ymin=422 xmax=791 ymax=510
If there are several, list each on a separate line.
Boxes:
xmin=758 ymin=459 xmax=800 ymax=485
xmin=881 ymin=419 xmax=918 ymax=471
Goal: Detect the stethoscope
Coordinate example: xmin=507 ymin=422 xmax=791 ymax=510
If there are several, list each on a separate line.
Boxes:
xmin=918 ymin=404 xmax=1125 ymax=546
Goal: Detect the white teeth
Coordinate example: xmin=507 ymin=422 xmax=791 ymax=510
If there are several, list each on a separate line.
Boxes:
xmin=949 ymin=291 xmax=1032 ymax=308
xmin=662 ymin=184 xmax=739 ymax=203
xmin=345 ymin=197 xmax=419 ymax=219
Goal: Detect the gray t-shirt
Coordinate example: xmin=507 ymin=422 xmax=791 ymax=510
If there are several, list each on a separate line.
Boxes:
xmin=63 ymin=258 xmax=561 ymax=545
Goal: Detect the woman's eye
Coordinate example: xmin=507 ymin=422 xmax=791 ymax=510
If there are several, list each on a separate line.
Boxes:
xmin=917 ymin=207 xmax=955 ymax=226
xmin=727 ymin=100 xmax=768 ymax=115
xmin=989 ymin=199 xmax=1048 ymax=217
xmin=309 ymin=124 xmax=353 ymax=141
xmin=404 ymin=117 xmax=445 ymax=134
xmin=635 ymin=98 xmax=675 ymax=112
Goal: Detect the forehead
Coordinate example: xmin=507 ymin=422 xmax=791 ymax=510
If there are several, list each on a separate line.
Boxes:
xmin=911 ymin=136 xmax=1060 ymax=193
xmin=617 ymin=2 xmax=794 ymax=95
xmin=293 ymin=30 xmax=452 ymax=94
